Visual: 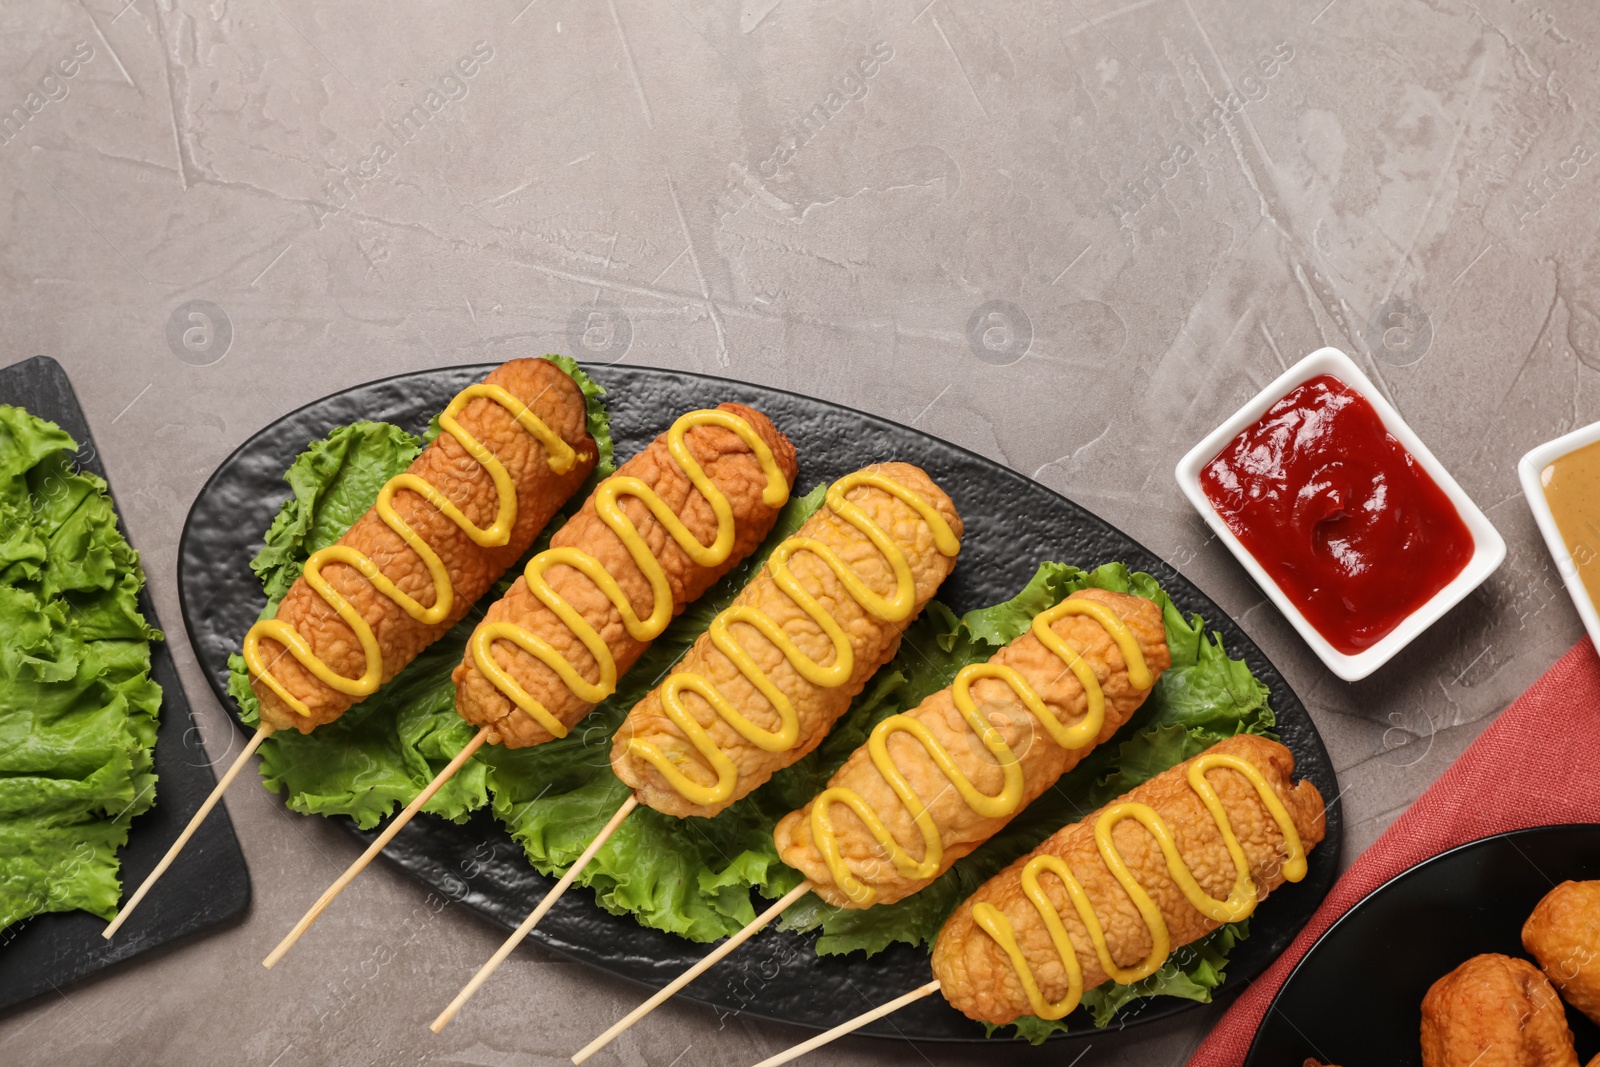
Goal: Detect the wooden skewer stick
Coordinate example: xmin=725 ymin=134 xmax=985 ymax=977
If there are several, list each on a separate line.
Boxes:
xmin=749 ymin=980 xmax=943 ymax=1067
xmin=262 ymin=725 xmax=491 ymax=969
xmin=104 ymin=725 xmax=273 ymax=940
xmin=571 ymin=879 xmax=815 ymax=1064
xmin=431 ymin=794 xmax=640 ymax=1033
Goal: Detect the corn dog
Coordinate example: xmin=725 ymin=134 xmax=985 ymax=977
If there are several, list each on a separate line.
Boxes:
xmin=933 ymin=734 xmax=1324 ymax=1025
xmin=774 ymin=587 xmax=1172 ymax=908
xmin=609 ymin=462 xmax=963 ymax=818
xmin=245 ymin=358 xmax=597 ymax=734
xmin=454 ymin=404 xmax=798 ymax=747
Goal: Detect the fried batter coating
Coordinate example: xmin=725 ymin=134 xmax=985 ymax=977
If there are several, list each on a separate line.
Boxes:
xmin=1523 ymin=880 xmax=1600 ymax=1027
xmin=454 ymin=403 xmax=797 ymax=748
xmin=609 ymin=462 xmax=962 ymax=818
xmin=253 ymin=358 xmax=596 ymax=733
xmin=776 ymin=588 xmax=1172 ymax=909
xmin=932 ymin=735 xmax=1325 ymax=1025
xmin=1420 ymin=954 xmax=1578 ymax=1067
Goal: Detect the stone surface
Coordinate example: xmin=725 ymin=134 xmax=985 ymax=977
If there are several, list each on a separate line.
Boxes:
xmin=0 ymin=0 xmax=1594 ymax=1063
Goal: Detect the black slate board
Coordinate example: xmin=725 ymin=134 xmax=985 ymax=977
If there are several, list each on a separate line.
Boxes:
xmin=0 ymin=356 xmax=251 ymax=1014
xmin=178 ymin=362 xmax=1341 ymax=1044
xmin=1246 ymin=825 xmax=1600 ymax=1065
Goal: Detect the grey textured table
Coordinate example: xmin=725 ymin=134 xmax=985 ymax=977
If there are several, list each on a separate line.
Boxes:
xmin=1 ymin=0 xmax=1594 ymax=1064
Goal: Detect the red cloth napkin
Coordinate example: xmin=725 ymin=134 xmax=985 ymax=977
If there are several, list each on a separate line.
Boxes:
xmin=1189 ymin=637 xmax=1600 ymax=1067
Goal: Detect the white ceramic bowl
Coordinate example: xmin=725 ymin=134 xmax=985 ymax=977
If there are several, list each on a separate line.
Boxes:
xmin=1174 ymin=346 xmax=1506 ymax=682
xmin=1519 ymin=421 xmax=1600 ymax=653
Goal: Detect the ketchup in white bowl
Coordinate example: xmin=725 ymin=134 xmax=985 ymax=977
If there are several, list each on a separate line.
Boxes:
xmin=1198 ymin=374 xmax=1473 ymax=655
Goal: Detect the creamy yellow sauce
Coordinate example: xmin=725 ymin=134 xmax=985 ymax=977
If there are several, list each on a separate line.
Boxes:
xmin=971 ymin=751 xmax=1308 ymax=1019
xmin=810 ymin=599 xmax=1154 ymax=906
xmin=625 ymin=470 xmax=961 ymax=805
xmin=470 ymin=409 xmax=790 ymax=739
xmin=1542 ymin=438 xmax=1600 ymax=613
xmin=243 ymin=383 xmax=583 ymax=717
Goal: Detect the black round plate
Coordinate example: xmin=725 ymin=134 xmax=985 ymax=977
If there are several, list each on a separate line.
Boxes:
xmin=1246 ymin=825 xmax=1600 ymax=1065
xmin=178 ymin=363 xmax=1341 ymax=1043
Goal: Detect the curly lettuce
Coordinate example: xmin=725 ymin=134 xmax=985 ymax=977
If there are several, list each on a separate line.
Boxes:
xmin=0 ymin=405 xmax=163 ymax=929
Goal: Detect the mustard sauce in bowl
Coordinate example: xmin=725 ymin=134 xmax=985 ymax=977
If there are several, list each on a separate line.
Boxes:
xmin=1540 ymin=437 xmax=1600 ymax=611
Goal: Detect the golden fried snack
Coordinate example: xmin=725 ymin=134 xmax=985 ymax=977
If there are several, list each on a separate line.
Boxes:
xmin=1523 ymin=880 xmax=1600 ymax=1026
xmin=933 ymin=734 xmax=1325 ymax=1025
xmin=454 ymin=403 xmax=797 ymax=748
xmin=1420 ymin=954 xmax=1578 ymax=1067
xmin=775 ymin=587 xmax=1172 ymax=909
xmin=610 ymin=463 xmax=963 ymax=818
xmin=247 ymin=358 xmax=596 ymax=733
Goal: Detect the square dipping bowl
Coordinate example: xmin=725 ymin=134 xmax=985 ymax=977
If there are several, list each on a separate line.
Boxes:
xmin=1519 ymin=421 xmax=1600 ymax=652
xmin=1174 ymin=346 xmax=1506 ymax=682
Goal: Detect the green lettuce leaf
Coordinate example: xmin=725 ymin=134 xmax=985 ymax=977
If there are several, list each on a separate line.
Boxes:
xmin=228 ymin=356 xmax=615 ymax=828
xmin=1076 ymin=920 xmax=1248 ymax=1029
xmin=251 ymin=421 xmax=424 ymax=603
xmin=0 ymin=406 xmax=163 ymax=929
xmin=544 ymin=355 xmax=614 ymax=477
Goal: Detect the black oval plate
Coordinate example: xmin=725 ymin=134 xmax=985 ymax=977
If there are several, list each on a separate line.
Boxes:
xmin=1246 ymin=824 xmax=1600 ymax=1065
xmin=178 ymin=363 xmax=1340 ymax=1043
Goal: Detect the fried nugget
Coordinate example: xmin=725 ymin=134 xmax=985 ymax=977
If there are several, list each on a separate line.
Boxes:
xmin=1523 ymin=880 xmax=1600 ymax=1027
xmin=933 ymin=735 xmax=1325 ymax=1025
xmin=775 ymin=587 xmax=1172 ymax=909
xmin=1421 ymin=954 xmax=1578 ymax=1067
xmin=454 ymin=403 xmax=797 ymax=748
xmin=609 ymin=462 xmax=962 ymax=818
xmin=252 ymin=358 xmax=596 ymax=733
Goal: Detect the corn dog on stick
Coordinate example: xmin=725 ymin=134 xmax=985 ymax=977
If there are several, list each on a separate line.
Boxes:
xmin=610 ymin=461 xmax=963 ymax=816
xmin=247 ymin=357 xmax=597 ymax=733
xmin=935 ymin=733 xmax=1325 ymax=1025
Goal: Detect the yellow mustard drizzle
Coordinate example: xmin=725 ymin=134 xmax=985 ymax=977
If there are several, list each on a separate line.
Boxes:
xmin=470 ymin=409 xmax=791 ymax=740
xmin=243 ymin=383 xmax=584 ymax=717
xmin=624 ymin=471 xmax=962 ymax=806
xmin=971 ymin=751 xmax=1308 ymax=1019
xmin=810 ymin=598 xmax=1155 ymax=906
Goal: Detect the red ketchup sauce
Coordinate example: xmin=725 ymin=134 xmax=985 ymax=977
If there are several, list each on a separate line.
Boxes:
xmin=1199 ymin=374 xmax=1473 ymax=655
